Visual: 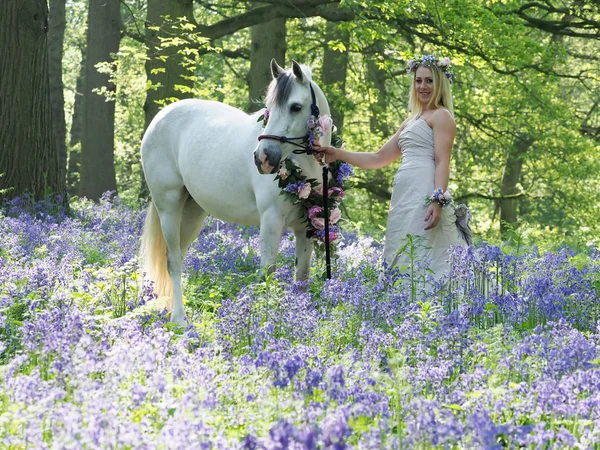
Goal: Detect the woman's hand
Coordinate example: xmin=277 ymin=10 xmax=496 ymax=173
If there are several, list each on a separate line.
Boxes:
xmin=424 ymin=202 xmax=442 ymax=230
xmin=312 ymin=139 xmax=339 ymax=164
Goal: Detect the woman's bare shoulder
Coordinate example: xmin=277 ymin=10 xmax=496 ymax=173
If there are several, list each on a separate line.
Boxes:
xmin=431 ymin=108 xmax=455 ymax=125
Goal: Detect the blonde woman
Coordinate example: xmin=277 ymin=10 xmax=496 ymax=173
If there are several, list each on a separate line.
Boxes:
xmin=313 ymin=55 xmax=470 ymax=278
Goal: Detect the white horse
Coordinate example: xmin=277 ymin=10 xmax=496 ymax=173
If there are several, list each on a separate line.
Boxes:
xmin=140 ymin=60 xmax=332 ymax=325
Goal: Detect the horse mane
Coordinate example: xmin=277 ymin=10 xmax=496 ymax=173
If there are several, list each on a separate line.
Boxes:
xmin=265 ymin=65 xmax=314 ymax=108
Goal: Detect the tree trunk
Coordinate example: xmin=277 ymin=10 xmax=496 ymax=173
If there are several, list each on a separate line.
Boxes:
xmin=500 ymin=134 xmax=534 ymax=237
xmin=144 ymin=0 xmax=195 ymax=130
xmin=366 ymin=42 xmax=389 ymax=136
xmin=247 ymin=17 xmax=286 ymax=112
xmin=68 ymin=46 xmax=85 ymax=195
xmin=67 ymin=56 xmax=84 ymax=195
xmin=70 ymin=49 xmax=85 ymax=148
xmin=321 ymin=21 xmax=349 ymax=133
xmin=0 ymin=0 xmax=66 ymax=201
xmin=48 ymin=0 xmax=67 ymax=183
xmin=79 ymin=0 xmax=120 ymax=201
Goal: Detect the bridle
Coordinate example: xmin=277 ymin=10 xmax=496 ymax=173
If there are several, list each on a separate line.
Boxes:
xmin=257 ymin=83 xmax=320 ymax=156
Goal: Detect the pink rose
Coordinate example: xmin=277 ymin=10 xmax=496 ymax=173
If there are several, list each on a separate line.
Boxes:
xmin=328 ymin=187 xmax=344 ymax=199
xmin=278 ymin=167 xmax=289 ymax=180
xmin=311 ymin=217 xmax=325 ymax=230
xmin=298 ymin=184 xmax=311 ymax=199
xmin=328 ymin=231 xmax=339 ymax=242
xmin=308 ymin=205 xmax=323 ymax=219
xmin=329 ymin=208 xmax=341 ymax=224
xmin=314 ymin=187 xmax=324 ymax=196
xmin=317 ymin=114 xmax=333 ymax=132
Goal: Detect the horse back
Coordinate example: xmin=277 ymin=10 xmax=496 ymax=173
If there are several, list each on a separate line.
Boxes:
xmin=142 ymin=99 xmax=276 ymax=225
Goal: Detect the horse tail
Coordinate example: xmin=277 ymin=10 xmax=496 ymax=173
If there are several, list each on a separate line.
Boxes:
xmin=140 ymin=202 xmax=173 ymax=310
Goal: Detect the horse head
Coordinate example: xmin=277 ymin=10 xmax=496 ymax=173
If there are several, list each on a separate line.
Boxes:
xmin=254 ymin=60 xmax=332 ymax=174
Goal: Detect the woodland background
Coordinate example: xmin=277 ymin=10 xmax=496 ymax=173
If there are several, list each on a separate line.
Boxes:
xmin=1 ymin=0 xmax=600 ymax=246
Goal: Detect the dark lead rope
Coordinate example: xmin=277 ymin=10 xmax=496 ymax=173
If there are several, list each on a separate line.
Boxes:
xmin=322 ymin=166 xmax=331 ymax=279
xmin=257 ymin=83 xmax=332 ymax=279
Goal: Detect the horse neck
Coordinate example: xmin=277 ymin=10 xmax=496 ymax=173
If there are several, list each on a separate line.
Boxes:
xmin=311 ymin=81 xmax=332 ymax=126
xmin=288 ymin=154 xmax=319 ymax=183
xmin=299 ymin=81 xmax=332 ymax=185
xmin=309 ymin=80 xmax=333 ymax=144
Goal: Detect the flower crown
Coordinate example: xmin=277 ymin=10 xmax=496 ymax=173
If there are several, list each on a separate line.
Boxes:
xmin=407 ymin=54 xmax=453 ymax=83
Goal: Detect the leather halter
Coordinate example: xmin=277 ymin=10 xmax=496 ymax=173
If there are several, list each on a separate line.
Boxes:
xmin=257 ymin=83 xmax=320 ymax=156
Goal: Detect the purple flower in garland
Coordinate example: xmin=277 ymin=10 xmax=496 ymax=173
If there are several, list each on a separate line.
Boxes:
xmin=336 ymin=163 xmax=354 ymax=185
xmin=306 ymin=113 xmax=333 ymax=149
xmin=283 ymin=181 xmax=301 ymax=194
xmin=314 ymin=225 xmax=340 ymax=243
xmin=306 ymin=116 xmax=319 ymax=149
xmin=308 ymin=205 xmax=323 ymax=219
xmin=284 ymin=181 xmax=312 ymax=199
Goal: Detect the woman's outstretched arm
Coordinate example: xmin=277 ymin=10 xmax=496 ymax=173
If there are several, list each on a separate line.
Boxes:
xmin=312 ymin=120 xmax=408 ymax=170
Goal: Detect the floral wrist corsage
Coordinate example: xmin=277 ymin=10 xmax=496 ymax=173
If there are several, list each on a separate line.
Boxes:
xmin=425 ymin=188 xmax=454 ymax=207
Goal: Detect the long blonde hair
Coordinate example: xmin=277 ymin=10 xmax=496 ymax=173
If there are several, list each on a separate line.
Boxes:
xmin=408 ymin=64 xmax=454 ymax=116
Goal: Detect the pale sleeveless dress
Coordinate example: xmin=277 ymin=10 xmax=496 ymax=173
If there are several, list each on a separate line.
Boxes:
xmin=383 ymin=117 xmax=467 ymax=279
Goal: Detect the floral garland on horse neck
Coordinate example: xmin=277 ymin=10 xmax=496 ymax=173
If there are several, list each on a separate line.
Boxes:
xmin=258 ymin=109 xmax=354 ymax=244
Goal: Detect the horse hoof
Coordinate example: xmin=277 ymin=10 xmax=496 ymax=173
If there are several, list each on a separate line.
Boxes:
xmin=171 ymin=314 xmax=189 ymax=327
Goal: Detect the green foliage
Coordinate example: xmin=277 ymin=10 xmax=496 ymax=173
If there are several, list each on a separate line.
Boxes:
xmin=0 ymin=298 xmax=27 ymax=363
xmin=60 ymin=0 xmax=600 ymax=243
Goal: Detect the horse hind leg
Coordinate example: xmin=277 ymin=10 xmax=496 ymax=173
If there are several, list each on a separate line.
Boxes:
xmin=180 ymin=197 xmax=208 ymax=260
xmin=152 ymin=188 xmax=189 ymax=325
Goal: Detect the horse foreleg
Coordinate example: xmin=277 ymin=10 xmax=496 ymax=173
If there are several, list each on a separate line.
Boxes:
xmin=293 ymin=230 xmax=313 ymax=281
xmin=259 ymin=210 xmax=285 ymax=275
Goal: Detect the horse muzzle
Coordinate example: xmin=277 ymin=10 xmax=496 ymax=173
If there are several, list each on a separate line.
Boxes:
xmin=254 ymin=146 xmax=281 ymax=174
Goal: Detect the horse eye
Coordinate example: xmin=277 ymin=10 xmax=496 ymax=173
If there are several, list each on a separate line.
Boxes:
xmin=290 ymin=103 xmax=302 ymax=113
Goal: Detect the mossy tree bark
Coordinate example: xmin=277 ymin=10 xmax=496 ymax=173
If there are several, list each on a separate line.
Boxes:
xmin=0 ymin=0 xmax=66 ymax=201
xmin=247 ymin=17 xmax=286 ymax=113
xmin=143 ymin=0 xmax=195 ymax=131
xmin=321 ymin=21 xmax=349 ymax=133
xmin=48 ymin=0 xmax=67 ymax=184
xmin=79 ymin=0 xmax=120 ymax=201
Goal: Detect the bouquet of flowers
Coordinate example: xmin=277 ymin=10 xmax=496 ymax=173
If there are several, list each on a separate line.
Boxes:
xmin=275 ymin=158 xmax=353 ymax=244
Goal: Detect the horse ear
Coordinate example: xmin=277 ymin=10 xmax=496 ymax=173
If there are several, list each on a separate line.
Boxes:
xmin=291 ymin=60 xmax=305 ymax=83
xmin=271 ymin=59 xmax=284 ymax=79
